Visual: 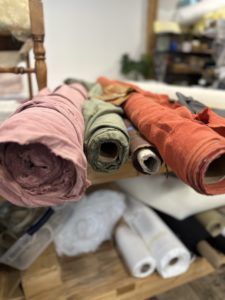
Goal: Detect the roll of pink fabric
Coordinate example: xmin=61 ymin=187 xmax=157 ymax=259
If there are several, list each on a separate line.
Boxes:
xmin=0 ymin=84 xmax=89 ymax=207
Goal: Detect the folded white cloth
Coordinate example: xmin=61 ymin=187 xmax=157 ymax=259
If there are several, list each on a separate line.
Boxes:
xmin=117 ymin=175 xmax=225 ymax=220
xmin=54 ymin=190 xmax=126 ymax=256
xmin=124 ymin=198 xmax=191 ymax=278
xmin=175 ymin=0 xmax=225 ymax=26
xmin=115 ymin=224 xmax=156 ymax=278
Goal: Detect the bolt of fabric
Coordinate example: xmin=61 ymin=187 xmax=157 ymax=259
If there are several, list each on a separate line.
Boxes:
xmin=0 ymin=84 xmax=89 ymax=207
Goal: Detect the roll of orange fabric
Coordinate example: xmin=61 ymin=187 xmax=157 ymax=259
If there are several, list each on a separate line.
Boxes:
xmin=98 ymin=77 xmax=225 ymax=195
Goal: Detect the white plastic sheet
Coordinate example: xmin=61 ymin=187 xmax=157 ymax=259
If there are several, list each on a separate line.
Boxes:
xmin=54 ymin=190 xmax=126 ymax=256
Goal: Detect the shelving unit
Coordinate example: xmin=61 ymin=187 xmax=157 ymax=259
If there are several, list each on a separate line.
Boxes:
xmin=154 ymin=32 xmax=214 ymax=85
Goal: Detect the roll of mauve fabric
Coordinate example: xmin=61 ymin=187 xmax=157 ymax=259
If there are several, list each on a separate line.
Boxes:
xmin=98 ymin=77 xmax=225 ymax=195
xmin=124 ymin=119 xmax=162 ymax=175
xmin=0 ymin=84 xmax=89 ymax=207
xmin=83 ymin=99 xmax=129 ymax=172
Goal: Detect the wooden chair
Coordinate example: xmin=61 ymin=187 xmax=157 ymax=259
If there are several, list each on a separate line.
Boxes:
xmin=0 ymin=0 xmax=47 ymax=98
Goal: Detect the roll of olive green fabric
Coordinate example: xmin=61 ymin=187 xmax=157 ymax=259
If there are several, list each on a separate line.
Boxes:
xmin=195 ymin=210 xmax=225 ymax=237
xmin=83 ymin=98 xmax=129 ymax=172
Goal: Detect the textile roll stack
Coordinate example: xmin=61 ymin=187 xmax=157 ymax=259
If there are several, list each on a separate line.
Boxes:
xmin=115 ymin=224 xmax=156 ymax=278
xmin=98 ymin=77 xmax=225 ymax=195
xmin=124 ymin=119 xmax=162 ymax=174
xmin=83 ymin=98 xmax=129 ymax=172
xmin=0 ymin=84 xmax=89 ymax=207
xmin=124 ymin=198 xmax=191 ymax=278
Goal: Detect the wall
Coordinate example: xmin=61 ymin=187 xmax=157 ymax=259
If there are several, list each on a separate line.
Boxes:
xmin=43 ymin=0 xmax=148 ymax=88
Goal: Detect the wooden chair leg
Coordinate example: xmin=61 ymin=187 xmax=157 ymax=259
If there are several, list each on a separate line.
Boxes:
xmin=33 ymin=35 xmax=47 ymax=90
xmin=26 ymin=53 xmax=33 ymax=99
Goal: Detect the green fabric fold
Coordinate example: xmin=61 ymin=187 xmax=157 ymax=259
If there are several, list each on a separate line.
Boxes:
xmin=83 ymin=98 xmax=129 ymax=172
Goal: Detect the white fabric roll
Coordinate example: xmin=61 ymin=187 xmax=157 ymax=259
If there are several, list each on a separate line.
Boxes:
xmin=175 ymin=0 xmax=225 ymax=26
xmin=124 ymin=198 xmax=192 ymax=278
xmin=115 ymin=224 xmax=156 ymax=278
xmin=54 ymin=190 xmax=126 ymax=256
xmin=137 ymin=149 xmax=161 ymax=174
xmin=117 ymin=175 xmax=225 ymax=220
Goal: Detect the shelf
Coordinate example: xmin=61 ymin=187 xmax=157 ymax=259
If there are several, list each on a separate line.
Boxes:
xmin=59 ymin=244 xmax=216 ymax=300
xmin=155 ymin=50 xmax=212 ymax=57
xmin=155 ymin=32 xmax=213 ymax=40
xmin=88 ymin=159 xmax=139 ymax=185
xmin=88 ymin=160 xmax=167 ymax=185
xmin=6 ymin=242 xmax=222 ymax=300
xmin=169 ymin=64 xmax=203 ymax=75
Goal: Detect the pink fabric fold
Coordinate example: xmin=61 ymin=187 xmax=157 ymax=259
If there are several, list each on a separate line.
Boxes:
xmin=0 ymin=84 xmax=89 ymax=207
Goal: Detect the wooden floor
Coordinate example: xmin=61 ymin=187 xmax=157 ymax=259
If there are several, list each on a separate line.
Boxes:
xmin=155 ymin=268 xmax=225 ymax=300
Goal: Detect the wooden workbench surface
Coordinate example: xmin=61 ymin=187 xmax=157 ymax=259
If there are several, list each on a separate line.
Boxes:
xmin=4 ymin=242 xmax=219 ymax=300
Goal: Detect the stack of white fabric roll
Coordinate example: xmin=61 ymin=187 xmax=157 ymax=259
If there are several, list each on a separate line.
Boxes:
xmin=115 ymin=197 xmax=192 ymax=279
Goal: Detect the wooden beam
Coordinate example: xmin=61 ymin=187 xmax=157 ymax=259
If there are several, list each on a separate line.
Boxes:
xmin=146 ymin=0 xmax=158 ymax=54
xmin=0 ymin=67 xmax=35 ymax=74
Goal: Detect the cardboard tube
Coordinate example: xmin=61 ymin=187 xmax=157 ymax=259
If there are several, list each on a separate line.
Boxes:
xmin=196 ymin=210 xmax=225 ymax=237
xmin=197 ymin=240 xmax=225 ymax=269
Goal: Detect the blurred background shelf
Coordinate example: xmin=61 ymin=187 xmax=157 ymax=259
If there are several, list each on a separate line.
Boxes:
xmin=155 ymin=50 xmax=213 ymax=56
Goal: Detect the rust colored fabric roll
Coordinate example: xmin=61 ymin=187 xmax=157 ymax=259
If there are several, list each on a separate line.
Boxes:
xmin=124 ymin=119 xmax=162 ymax=174
xmin=0 ymin=84 xmax=89 ymax=207
xmin=98 ymin=77 xmax=225 ymax=195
